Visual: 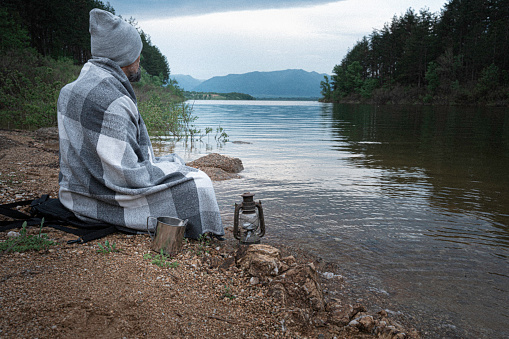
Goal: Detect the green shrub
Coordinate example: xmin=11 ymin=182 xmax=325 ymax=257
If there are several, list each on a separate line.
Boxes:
xmin=133 ymin=69 xmax=209 ymax=142
xmin=0 ymin=48 xmax=228 ymax=139
xmin=0 ymin=49 xmax=79 ymax=129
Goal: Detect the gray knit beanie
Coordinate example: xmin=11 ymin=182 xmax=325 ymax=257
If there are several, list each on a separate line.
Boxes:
xmin=89 ymin=8 xmax=142 ymax=67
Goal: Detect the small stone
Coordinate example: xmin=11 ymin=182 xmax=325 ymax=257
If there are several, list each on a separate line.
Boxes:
xmin=358 ymin=315 xmax=375 ymax=332
xmin=348 ymin=319 xmax=359 ymax=327
xmin=322 ymin=272 xmax=334 ymax=279
xmin=269 ymin=262 xmax=325 ymax=311
xmin=281 ymin=255 xmax=296 ymax=266
xmin=237 ymin=244 xmax=282 ymax=277
xmin=249 ymin=277 xmax=259 ymax=285
xmin=328 ymin=303 xmax=353 ymax=326
xmin=7 ymin=231 xmax=20 ymax=238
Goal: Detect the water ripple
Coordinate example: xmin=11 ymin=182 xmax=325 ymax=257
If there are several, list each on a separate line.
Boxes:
xmin=162 ymin=101 xmax=509 ymax=338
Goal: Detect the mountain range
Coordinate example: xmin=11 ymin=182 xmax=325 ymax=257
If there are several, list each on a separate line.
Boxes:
xmin=171 ymin=69 xmax=327 ymax=99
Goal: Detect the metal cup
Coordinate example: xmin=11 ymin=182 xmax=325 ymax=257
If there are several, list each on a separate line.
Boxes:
xmin=146 ymin=216 xmax=188 ymax=256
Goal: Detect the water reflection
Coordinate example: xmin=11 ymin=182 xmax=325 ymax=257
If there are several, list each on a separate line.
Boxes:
xmin=327 ymin=104 xmax=509 ymax=338
xmin=161 ymin=101 xmax=509 ymax=338
xmin=330 ymin=104 xmax=509 ymax=248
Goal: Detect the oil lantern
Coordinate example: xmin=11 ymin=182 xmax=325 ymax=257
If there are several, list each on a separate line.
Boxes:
xmin=233 ymin=192 xmax=265 ymax=244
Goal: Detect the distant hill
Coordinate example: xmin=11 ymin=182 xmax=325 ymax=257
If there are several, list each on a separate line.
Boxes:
xmin=171 ymin=74 xmax=204 ymax=91
xmin=190 ymin=69 xmax=327 ymax=98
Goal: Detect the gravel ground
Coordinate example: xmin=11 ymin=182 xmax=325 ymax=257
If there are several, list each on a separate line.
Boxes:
xmin=0 ymin=129 xmax=419 ymax=338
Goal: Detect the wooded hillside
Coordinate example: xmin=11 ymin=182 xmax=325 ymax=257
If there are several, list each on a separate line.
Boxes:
xmin=1 ymin=0 xmax=170 ymax=81
xmin=1 ymin=0 xmax=184 ymax=130
xmin=322 ymin=0 xmax=509 ymax=105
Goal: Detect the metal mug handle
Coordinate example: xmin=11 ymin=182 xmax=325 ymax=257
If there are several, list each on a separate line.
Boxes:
xmin=146 ymin=216 xmax=157 ymax=239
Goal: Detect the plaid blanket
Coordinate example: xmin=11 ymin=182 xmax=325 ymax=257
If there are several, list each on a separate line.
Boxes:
xmin=57 ymin=58 xmax=223 ymax=239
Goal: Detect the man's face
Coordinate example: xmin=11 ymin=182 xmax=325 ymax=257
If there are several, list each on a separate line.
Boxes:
xmin=128 ymin=64 xmax=141 ymax=82
xmin=124 ymin=56 xmax=141 ymax=82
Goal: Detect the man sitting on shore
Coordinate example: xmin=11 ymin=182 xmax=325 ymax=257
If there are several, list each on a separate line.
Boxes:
xmin=57 ymin=8 xmax=224 ymax=239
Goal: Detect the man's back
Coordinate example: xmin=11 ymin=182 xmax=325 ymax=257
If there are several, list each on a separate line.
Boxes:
xmin=57 ymin=8 xmax=224 ymax=239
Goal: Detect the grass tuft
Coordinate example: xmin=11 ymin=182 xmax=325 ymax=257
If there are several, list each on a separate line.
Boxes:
xmin=0 ymin=219 xmax=55 ymax=253
xmin=144 ymin=250 xmax=179 ymax=268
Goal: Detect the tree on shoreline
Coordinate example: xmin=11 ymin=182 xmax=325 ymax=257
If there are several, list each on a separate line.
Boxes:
xmin=2 ymin=0 xmax=115 ymax=63
xmin=326 ymin=0 xmax=509 ymax=106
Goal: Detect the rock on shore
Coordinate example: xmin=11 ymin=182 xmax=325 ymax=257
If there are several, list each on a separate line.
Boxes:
xmin=233 ymin=244 xmax=420 ymax=338
xmin=187 ymin=153 xmax=244 ymax=180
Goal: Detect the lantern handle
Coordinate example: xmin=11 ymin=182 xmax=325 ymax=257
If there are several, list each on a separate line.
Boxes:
xmin=233 ymin=203 xmax=241 ymax=240
xmin=255 ymin=200 xmax=265 ymax=238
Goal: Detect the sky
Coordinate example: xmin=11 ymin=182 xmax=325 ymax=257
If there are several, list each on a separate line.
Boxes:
xmin=105 ymin=0 xmax=448 ymax=79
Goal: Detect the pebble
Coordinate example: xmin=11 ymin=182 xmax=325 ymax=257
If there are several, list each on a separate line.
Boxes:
xmin=348 ymin=319 xmax=359 ymax=327
xmin=7 ymin=231 xmax=20 ymax=238
xmin=322 ymin=272 xmax=334 ymax=279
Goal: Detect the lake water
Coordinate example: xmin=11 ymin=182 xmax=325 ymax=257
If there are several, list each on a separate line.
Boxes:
xmin=158 ymin=100 xmax=509 ymax=338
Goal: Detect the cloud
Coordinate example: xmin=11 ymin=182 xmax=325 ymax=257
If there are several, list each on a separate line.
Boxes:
xmin=107 ymin=0 xmax=447 ymax=79
xmin=109 ymin=0 xmax=340 ymax=19
xmin=139 ymin=5 xmax=347 ymax=78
